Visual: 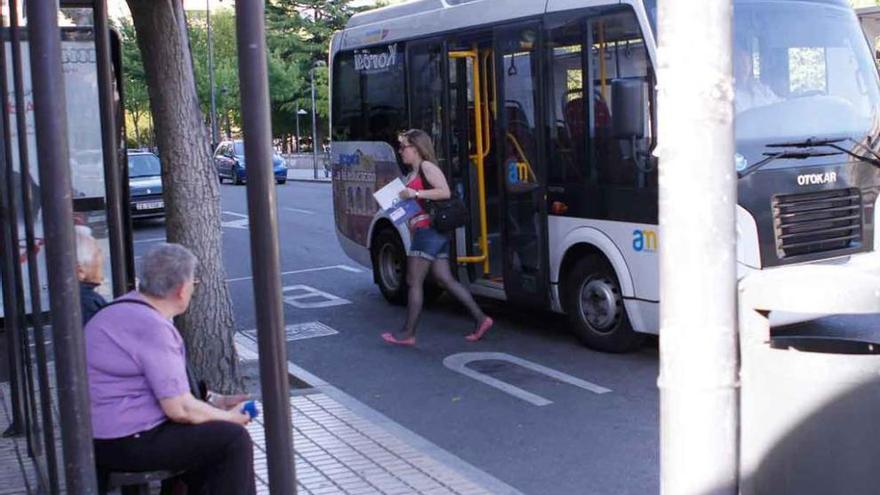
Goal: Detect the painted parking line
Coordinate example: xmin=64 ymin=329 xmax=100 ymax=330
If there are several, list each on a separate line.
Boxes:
xmin=226 ymin=264 xmax=362 ymax=283
xmin=282 ymin=284 xmax=351 ymax=309
xmin=443 ymin=352 xmax=611 ymax=406
xmin=221 ymin=210 xmax=249 ymax=230
xmin=283 ymin=207 xmax=314 ymax=215
xmin=234 ymin=333 xmax=261 ymax=361
xmin=133 ymin=237 xmax=166 ymax=244
xmin=242 ymin=321 xmax=339 ymax=344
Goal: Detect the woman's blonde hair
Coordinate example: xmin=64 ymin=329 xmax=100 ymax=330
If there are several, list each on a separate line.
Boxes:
xmin=399 ymin=129 xmax=438 ymax=165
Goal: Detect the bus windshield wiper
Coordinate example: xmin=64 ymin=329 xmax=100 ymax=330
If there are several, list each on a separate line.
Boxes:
xmin=764 ymin=137 xmax=880 ymax=169
xmin=738 ymin=149 xmax=841 ymax=178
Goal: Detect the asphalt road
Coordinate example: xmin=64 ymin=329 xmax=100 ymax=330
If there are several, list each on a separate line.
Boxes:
xmin=127 ymin=177 xmax=880 ymax=494
xmin=133 ymin=180 xmax=658 ymax=495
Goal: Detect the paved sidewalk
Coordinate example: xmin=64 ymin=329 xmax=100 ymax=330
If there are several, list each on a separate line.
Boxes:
xmin=287 ymin=168 xmax=331 ymax=183
xmin=284 ymin=153 xmax=332 ymax=184
xmin=236 ymin=333 xmax=517 ymax=495
xmin=250 ymin=393 xmax=496 ymax=495
xmin=0 ymin=383 xmax=39 ymax=495
xmin=0 ymin=339 xmax=519 ymax=494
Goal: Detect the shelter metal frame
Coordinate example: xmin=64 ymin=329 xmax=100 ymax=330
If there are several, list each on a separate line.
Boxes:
xmin=0 ymin=1 xmax=295 ymax=493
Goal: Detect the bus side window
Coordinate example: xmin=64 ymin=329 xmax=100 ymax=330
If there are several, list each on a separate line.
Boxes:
xmin=547 ymin=18 xmax=587 ymax=185
xmin=332 ymin=51 xmax=364 ymax=142
xmin=590 ymin=10 xmax=655 ymax=191
xmin=408 ymin=42 xmax=446 ymax=169
xmin=332 ymin=45 xmax=407 ymax=150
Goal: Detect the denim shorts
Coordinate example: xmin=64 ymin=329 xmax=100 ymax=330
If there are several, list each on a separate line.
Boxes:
xmin=409 ymin=227 xmax=449 ymax=261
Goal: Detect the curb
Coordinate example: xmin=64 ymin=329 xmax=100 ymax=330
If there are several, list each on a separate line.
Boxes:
xmin=285 ymin=178 xmax=332 ymax=184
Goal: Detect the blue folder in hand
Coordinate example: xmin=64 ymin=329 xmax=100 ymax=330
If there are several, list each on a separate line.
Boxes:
xmin=387 ymin=198 xmax=421 ymax=225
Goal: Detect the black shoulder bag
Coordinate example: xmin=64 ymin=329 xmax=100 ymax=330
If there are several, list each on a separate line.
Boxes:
xmin=419 ymin=167 xmax=467 ymax=233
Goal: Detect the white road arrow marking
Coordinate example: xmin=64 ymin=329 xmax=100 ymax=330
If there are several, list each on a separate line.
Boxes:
xmin=443 ymin=352 xmax=611 ymax=406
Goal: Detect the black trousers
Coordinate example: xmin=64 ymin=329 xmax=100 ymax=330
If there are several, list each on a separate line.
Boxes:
xmin=94 ymin=420 xmax=256 ymax=495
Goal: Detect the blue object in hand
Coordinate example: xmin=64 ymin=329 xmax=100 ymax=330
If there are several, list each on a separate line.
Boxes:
xmin=241 ymin=400 xmax=259 ymax=419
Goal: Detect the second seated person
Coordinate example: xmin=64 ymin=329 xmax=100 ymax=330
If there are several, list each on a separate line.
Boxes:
xmin=74 ymin=225 xmax=107 ymax=326
xmin=85 ymin=242 xmax=256 ymax=495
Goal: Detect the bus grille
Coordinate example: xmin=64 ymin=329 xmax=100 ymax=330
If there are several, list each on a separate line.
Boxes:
xmin=772 ymin=188 xmax=863 ymax=259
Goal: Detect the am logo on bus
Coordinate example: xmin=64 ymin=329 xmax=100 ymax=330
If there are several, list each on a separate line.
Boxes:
xmin=633 ymin=229 xmax=658 ymax=252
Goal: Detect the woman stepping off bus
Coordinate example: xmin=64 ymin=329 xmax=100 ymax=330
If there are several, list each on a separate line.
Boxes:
xmin=381 ymin=129 xmax=493 ymax=346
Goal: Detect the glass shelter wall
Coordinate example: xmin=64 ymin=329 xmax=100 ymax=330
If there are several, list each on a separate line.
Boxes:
xmin=1 ymin=28 xmax=122 ymax=318
xmin=0 ymin=3 xmax=131 ymax=493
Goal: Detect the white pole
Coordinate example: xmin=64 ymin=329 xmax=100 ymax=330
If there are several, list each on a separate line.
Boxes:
xmin=311 ymin=67 xmax=319 ymax=179
xmin=295 ymin=106 xmax=301 ymax=153
xmin=657 ymin=0 xmax=739 ymax=493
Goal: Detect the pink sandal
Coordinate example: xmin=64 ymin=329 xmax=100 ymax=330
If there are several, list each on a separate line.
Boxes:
xmin=381 ymin=332 xmax=416 ymax=346
xmin=466 ymin=317 xmax=493 ymax=342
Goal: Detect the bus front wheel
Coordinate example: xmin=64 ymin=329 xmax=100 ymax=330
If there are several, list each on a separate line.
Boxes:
xmin=564 ymin=256 xmax=643 ymax=353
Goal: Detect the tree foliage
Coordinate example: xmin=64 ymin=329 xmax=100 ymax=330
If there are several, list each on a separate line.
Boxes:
xmin=116 ymin=17 xmax=151 ymax=147
xmin=264 ymin=1 xmax=363 ymax=144
xmin=119 ymin=1 xmax=363 ymax=149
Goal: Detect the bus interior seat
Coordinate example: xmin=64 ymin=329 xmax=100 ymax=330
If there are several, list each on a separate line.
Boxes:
xmin=503 ymin=102 xmax=537 ymax=173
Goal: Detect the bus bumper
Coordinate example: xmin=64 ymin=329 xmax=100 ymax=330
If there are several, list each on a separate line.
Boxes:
xmin=762 ymin=250 xmax=880 ymax=327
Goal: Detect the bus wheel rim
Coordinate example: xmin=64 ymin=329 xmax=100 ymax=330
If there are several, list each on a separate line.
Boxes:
xmin=379 ymin=244 xmax=402 ymax=291
xmin=578 ymin=278 xmax=620 ymax=332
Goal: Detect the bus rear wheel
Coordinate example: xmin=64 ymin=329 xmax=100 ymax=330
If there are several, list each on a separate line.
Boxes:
xmin=371 ymin=228 xmax=444 ymax=306
xmin=372 ymin=228 xmax=407 ymax=305
xmin=564 ymin=256 xmax=643 ymax=353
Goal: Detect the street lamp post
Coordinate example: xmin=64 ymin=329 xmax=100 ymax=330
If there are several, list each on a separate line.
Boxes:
xmin=310 ymin=65 xmax=320 ymax=179
xmin=207 ymin=0 xmax=218 ymax=151
xmin=220 ymin=85 xmax=230 ymax=139
xmin=296 ymin=108 xmax=307 ymax=153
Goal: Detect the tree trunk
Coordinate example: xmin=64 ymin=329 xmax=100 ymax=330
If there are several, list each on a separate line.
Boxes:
xmin=127 ymin=0 xmax=241 ymax=392
xmin=132 ymin=109 xmax=141 ymax=147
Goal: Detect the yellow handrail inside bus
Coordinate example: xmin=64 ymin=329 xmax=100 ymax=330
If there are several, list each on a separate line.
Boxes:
xmin=481 ymin=49 xmax=492 ymax=159
xmin=449 ymin=46 xmax=490 ymax=273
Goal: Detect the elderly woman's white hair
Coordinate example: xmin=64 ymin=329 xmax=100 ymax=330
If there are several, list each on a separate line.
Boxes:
xmin=74 ymin=225 xmax=100 ymax=267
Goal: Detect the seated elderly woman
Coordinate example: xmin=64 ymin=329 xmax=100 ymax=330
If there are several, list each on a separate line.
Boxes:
xmin=74 ymin=225 xmax=107 ymax=325
xmin=85 ymin=243 xmax=255 ymax=495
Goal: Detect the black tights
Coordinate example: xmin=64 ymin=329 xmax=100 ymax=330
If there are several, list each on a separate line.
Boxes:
xmin=401 ymin=256 xmax=486 ymax=336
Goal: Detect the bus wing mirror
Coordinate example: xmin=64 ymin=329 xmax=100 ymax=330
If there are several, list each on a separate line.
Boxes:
xmin=611 ymin=78 xmax=646 ymax=140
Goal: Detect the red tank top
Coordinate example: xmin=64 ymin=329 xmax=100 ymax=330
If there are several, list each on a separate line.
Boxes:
xmin=406 ymin=174 xmax=431 ymax=230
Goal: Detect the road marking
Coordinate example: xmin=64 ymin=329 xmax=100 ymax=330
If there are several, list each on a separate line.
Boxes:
xmin=284 ymin=207 xmax=315 ymax=215
xmin=443 ymin=352 xmax=611 ymax=406
xmin=133 ymin=237 xmax=166 ymax=244
xmin=282 ymin=284 xmax=351 ymax=309
xmin=226 ymin=264 xmax=363 ymax=283
xmin=233 ymin=335 xmax=525 ymax=495
xmin=221 ymin=210 xmax=249 ymax=229
xmin=234 ymin=333 xmax=261 ymax=361
xmin=243 ymin=321 xmax=338 ymax=343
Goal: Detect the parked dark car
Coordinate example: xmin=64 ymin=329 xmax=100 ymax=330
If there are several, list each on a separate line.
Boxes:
xmin=127 ymin=150 xmax=164 ymax=219
xmin=214 ymin=140 xmax=287 ymax=185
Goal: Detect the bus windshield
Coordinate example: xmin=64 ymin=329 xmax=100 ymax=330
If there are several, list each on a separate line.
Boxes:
xmin=734 ymin=0 xmax=880 ymax=165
